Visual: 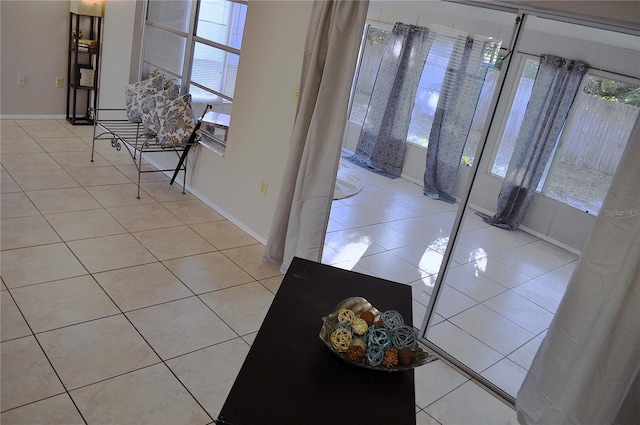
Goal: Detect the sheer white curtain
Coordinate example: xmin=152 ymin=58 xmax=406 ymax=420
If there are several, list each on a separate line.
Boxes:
xmin=263 ymin=0 xmax=369 ymax=271
xmin=516 ymin=116 xmax=640 ymax=424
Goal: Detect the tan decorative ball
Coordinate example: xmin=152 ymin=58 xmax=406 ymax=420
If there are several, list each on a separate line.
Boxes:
xmin=337 ymin=308 xmax=356 ymax=324
xmin=330 ymin=328 xmax=352 ymax=352
xmin=351 ymin=317 xmax=368 ymax=335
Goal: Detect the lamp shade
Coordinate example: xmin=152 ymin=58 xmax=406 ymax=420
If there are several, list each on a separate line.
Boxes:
xmin=70 ymin=0 xmax=104 ymax=17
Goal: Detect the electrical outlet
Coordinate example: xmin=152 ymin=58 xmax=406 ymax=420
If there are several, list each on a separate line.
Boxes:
xmin=17 ymin=75 xmax=26 ymax=87
xmin=260 ymin=180 xmax=268 ymax=196
xmin=294 ymin=85 xmax=299 ymax=102
xmin=56 ymin=77 xmax=64 ymax=88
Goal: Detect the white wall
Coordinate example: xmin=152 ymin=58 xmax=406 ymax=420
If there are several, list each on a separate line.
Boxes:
xmin=0 ymin=0 xmax=137 ymax=117
xmin=98 ymin=1 xmax=138 ymax=110
xmin=0 ymin=1 xmax=69 ymax=117
xmin=144 ymin=1 xmax=313 ymax=243
xmin=186 ymin=0 xmax=312 ymax=242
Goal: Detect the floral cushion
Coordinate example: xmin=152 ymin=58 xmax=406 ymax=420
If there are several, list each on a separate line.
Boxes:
xmin=153 ymin=94 xmax=201 ymax=147
xmin=140 ymin=84 xmax=180 ymax=135
xmin=125 ymin=76 xmax=163 ymax=123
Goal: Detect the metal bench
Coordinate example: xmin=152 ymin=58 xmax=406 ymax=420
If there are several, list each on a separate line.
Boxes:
xmin=90 ymin=108 xmax=191 ymax=199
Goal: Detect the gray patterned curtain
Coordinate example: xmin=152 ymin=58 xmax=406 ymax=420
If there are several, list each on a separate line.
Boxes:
xmin=348 ymin=23 xmax=431 ymax=178
xmin=423 ymin=36 xmax=489 ymax=203
xmin=479 ymin=54 xmax=588 ymax=230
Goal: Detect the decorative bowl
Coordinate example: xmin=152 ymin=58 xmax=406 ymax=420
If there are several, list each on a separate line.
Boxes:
xmin=319 ymin=297 xmax=436 ymax=371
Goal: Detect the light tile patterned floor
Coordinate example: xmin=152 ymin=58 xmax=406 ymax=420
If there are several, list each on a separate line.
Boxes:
xmin=1 ymin=119 xmax=518 ymax=424
xmin=324 ymin=158 xmax=578 ymax=402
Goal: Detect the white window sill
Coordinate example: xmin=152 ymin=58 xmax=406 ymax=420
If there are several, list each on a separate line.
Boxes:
xmin=198 ymin=134 xmax=226 ymax=157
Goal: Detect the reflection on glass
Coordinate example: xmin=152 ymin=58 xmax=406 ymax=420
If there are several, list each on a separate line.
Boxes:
xmin=196 ymin=0 xmax=247 ymax=49
xmin=144 ymin=26 xmax=187 ymax=75
xmin=192 ymin=42 xmax=240 ymax=99
xmin=147 ymin=0 xmax=192 ymax=32
xmin=322 ymin=235 xmax=374 ymax=267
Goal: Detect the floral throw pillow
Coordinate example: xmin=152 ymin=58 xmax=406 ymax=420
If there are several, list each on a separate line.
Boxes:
xmin=125 ymin=76 xmax=163 ymax=123
xmin=140 ymin=84 xmax=180 ymax=136
xmin=153 ymin=94 xmax=201 ymax=147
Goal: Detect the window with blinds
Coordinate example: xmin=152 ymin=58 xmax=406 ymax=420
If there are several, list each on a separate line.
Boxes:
xmin=142 ymin=0 xmax=247 ymax=152
xmin=348 ymin=24 xmax=502 ymax=165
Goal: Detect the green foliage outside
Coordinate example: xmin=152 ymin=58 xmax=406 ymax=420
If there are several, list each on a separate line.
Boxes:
xmin=523 ymin=61 xmax=638 ymax=106
xmin=583 ymin=76 xmax=640 ymax=106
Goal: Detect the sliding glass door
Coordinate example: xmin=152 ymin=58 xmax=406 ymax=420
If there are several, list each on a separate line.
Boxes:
xmin=334 ymin=1 xmax=639 ymax=405
xmin=419 ymin=13 xmax=640 ymax=403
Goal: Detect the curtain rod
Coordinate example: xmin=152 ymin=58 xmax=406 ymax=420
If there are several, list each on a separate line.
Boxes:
xmin=442 ymin=0 xmax=640 ymax=36
xmin=517 ymin=50 xmax=639 ymax=82
xmin=394 ymin=22 xmax=427 ymax=31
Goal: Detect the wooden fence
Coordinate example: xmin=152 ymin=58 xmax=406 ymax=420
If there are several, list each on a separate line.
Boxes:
xmin=475 ymin=76 xmax=638 ymax=177
xmin=558 ymin=92 xmax=639 ymax=176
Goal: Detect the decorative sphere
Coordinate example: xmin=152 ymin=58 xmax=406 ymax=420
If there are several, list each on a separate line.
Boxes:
xmin=337 ymin=308 xmax=356 ymax=324
xmin=366 ymin=344 xmax=385 ymax=366
xmin=330 ymin=328 xmax=352 ymax=352
xmin=364 ymin=327 xmax=391 ymax=351
xmin=391 ymin=325 xmax=417 ymax=350
xmin=351 ymin=337 xmax=366 ymax=351
xmin=380 ymin=310 xmax=404 ymax=330
xmin=351 ymin=317 xmax=368 ymax=335
xmin=382 ymin=347 xmax=399 ymax=368
xmin=333 ymin=323 xmax=353 ymax=336
xmin=398 ymin=347 xmax=414 ymax=366
xmin=360 ymin=310 xmax=375 ymax=326
xmin=346 ymin=345 xmax=365 ymax=363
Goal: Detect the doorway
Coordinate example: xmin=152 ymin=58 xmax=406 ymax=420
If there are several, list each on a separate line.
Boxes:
xmin=323 ymin=0 xmax=640 ymax=403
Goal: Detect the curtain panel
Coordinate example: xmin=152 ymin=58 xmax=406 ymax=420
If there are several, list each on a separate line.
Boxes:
xmin=348 ymin=23 xmax=431 ymax=178
xmin=423 ymin=36 xmax=489 ymax=203
xmin=516 ymin=116 xmax=640 ymax=425
xmin=479 ymin=54 xmax=588 ymax=230
xmin=263 ymin=0 xmax=369 ymax=271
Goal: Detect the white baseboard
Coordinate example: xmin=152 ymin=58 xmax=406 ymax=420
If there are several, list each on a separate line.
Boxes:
xmin=469 ymin=204 xmax=581 ymax=256
xmin=340 ymin=147 xmax=354 ymax=156
xmin=186 ymin=185 xmax=268 ymax=246
xmin=400 ymin=173 xmax=423 ymax=186
xmin=142 ymin=156 xmax=267 ymax=246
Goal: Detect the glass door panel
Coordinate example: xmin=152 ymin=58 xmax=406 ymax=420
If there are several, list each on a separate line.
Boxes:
xmin=421 ymin=14 xmax=639 ymax=403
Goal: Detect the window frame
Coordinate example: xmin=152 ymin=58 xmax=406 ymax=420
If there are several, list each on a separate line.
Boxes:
xmin=538 ymin=68 xmax=639 ymax=214
xmin=141 ymin=0 xmax=247 ymax=153
xmin=487 ymin=53 xmax=539 ymax=179
xmin=347 ymin=23 xmax=393 ymax=125
xmin=347 ymin=23 xmax=504 ymax=163
xmin=488 ymin=53 xmax=640 ymax=215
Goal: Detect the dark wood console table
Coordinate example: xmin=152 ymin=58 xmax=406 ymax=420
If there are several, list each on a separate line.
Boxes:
xmin=216 ymin=257 xmax=417 ymax=425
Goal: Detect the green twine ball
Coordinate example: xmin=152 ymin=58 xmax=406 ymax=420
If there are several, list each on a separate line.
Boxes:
xmin=365 ymin=326 xmax=391 ymax=351
xmin=333 ymin=322 xmax=353 ymax=336
xmin=366 ymin=344 xmax=385 ymax=366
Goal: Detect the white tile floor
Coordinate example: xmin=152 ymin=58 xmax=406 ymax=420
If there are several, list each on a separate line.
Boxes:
xmin=323 ymin=157 xmax=579 ymax=400
xmin=1 ymin=119 xmax=519 ymax=424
